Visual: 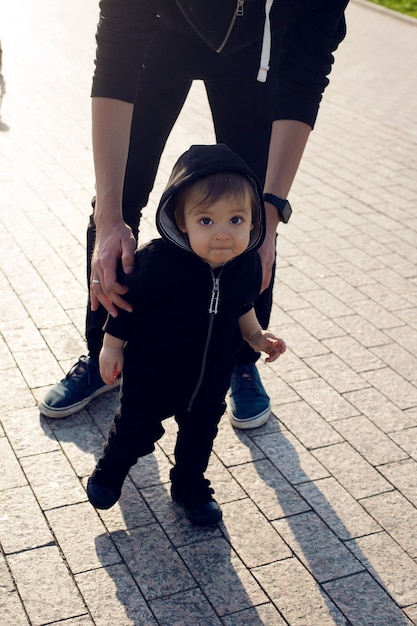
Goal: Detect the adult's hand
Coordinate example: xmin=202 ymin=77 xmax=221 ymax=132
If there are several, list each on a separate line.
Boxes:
xmin=90 ymin=218 xmax=136 ymax=317
xmin=258 ymin=231 xmax=276 ymax=293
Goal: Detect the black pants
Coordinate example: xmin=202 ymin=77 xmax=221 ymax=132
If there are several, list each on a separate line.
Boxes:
xmin=86 ymin=24 xmax=276 ymax=363
xmin=107 ymin=399 xmax=227 ymax=486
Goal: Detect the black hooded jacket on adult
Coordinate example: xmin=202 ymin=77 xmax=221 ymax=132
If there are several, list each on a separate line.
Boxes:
xmin=92 ymin=0 xmax=349 ymax=128
xmin=104 ymin=144 xmax=265 ymax=416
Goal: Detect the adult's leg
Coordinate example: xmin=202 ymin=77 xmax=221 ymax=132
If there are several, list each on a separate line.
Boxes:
xmin=40 ymin=27 xmax=194 ymax=418
xmin=203 ymin=41 xmax=275 ymax=363
xmin=200 ymin=42 xmax=277 ymax=428
xmin=86 ymin=28 xmax=194 ymax=362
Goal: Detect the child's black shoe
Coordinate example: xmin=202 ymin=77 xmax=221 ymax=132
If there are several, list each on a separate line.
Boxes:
xmin=170 ymin=478 xmax=222 ymax=526
xmin=87 ymin=444 xmax=135 ymax=510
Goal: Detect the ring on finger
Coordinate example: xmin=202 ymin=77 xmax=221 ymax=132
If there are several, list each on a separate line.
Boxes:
xmin=92 ymin=278 xmax=100 ymax=284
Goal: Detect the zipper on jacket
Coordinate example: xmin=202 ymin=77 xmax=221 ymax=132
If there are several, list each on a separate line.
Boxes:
xmin=216 ymin=0 xmax=245 ymax=54
xmin=187 ymin=270 xmax=222 ymax=412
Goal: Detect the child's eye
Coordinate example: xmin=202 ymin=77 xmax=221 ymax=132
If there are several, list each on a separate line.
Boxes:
xmin=230 ymin=216 xmax=243 ymax=224
xmin=200 ymin=217 xmax=213 ymax=225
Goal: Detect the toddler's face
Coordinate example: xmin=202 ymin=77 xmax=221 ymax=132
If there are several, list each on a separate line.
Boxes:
xmin=177 ymin=190 xmax=254 ymax=268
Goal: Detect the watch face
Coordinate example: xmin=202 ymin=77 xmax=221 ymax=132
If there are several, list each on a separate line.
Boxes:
xmin=281 ymin=200 xmax=292 ymax=223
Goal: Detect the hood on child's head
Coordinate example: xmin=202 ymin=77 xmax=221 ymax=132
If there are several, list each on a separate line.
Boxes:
xmin=156 ymin=143 xmax=265 ymax=255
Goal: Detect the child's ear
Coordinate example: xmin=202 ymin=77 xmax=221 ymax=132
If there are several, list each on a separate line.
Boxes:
xmin=174 ymin=210 xmax=187 ymax=233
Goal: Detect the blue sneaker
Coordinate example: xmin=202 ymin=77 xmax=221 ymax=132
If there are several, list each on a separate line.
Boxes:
xmin=229 ymin=363 xmax=270 ymax=429
xmin=39 ymin=356 xmax=119 ymax=418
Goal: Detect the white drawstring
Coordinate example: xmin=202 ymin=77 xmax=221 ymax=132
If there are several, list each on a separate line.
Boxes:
xmin=257 ymin=0 xmax=274 ymax=82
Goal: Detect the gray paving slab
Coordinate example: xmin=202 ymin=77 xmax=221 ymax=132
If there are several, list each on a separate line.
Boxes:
xmin=1 ymin=0 xmax=417 ymax=624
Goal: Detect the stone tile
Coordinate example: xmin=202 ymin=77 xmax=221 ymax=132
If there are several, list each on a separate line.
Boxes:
xmin=362 ymin=367 xmax=417 ymax=410
xmin=360 ymin=491 xmax=417 ymax=558
xmin=276 ymin=322 xmax=329 ymax=358
xmin=391 ymin=427 xmax=417 ymax=460
xmin=40 ymin=324 xmax=85 ymax=362
xmin=270 ymin=348 xmax=318 ymax=384
xmin=0 ymin=437 xmax=27 ymax=491
xmin=179 ymin=537 xmax=267 ymax=615
xmin=297 ymin=477 xmax=380 ymax=540
xmin=323 ymin=335 xmax=384 ymax=373
xmin=229 ymin=459 xmax=310 ymax=520
xmin=273 ymin=511 xmax=363 ymax=582
xmin=96 ymin=476 xmax=156 ymax=533
xmin=129 ymin=446 xmax=172 ymax=489
xmin=372 ymin=343 xmax=417 ymax=383
xmin=112 ymin=523 xmax=196 ymax=600
xmin=75 ymin=564 xmax=157 ymax=626
xmin=378 ymin=458 xmax=417 ymax=507
xmin=332 ymin=415 xmax=408 ymax=466
xmin=312 ymin=442 xmax=392 ymax=499
xmin=291 ymin=377 xmax=358 ymax=421
xmin=1 ymin=408 xmax=59 ymax=458
xmin=0 ymin=591 xmax=30 ymax=626
xmin=0 ymin=367 xmax=35 ymax=411
xmin=404 ymin=604 xmax=417 ymax=625
xmin=304 ymin=353 xmax=368 ymax=393
xmin=347 ymin=532 xmax=417 ymax=608
xmin=0 ymin=486 xmax=53 ymax=553
xmin=272 ymin=400 xmax=343 ymax=449
xmin=7 ymin=545 xmax=86 ymax=626
xmin=49 ymin=616 xmax=93 ymax=625
xmin=335 ymin=312 xmax=392 ymax=346
xmin=47 ymin=410 xmax=107 ymax=477
xmin=20 ymin=450 xmax=86 ymax=510
xmin=323 ymin=571 xmax=413 ymax=626
xmin=220 ymin=499 xmax=291 ymax=568
xmin=344 ymin=387 xmax=416 ymax=432
xmin=141 ymin=482 xmax=221 ymax=548
xmin=205 ymin=454 xmax=247 ymax=505
xmin=222 ymin=604 xmax=287 ymax=626
xmin=0 ymin=333 xmax=25 ymax=372
xmin=289 ymin=307 xmax=345 ymax=340
xmin=253 ymin=429 xmax=329 ymax=485
xmin=212 ymin=417 xmax=265 ymax=467
xmin=45 ymin=502 xmax=121 ymax=573
xmin=302 ymin=287 xmax=353 ymax=317
xmin=253 ymin=558 xmax=346 ymax=625
xmin=149 ymin=588 xmax=222 ymax=626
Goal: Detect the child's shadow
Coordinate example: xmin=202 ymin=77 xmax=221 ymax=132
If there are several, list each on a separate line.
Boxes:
xmin=44 ymin=391 xmax=277 ymax=625
xmin=229 ymin=415 xmax=413 ymax=625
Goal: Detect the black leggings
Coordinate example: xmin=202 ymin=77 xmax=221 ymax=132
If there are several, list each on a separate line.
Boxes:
xmin=86 ymin=25 xmax=276 ymax=363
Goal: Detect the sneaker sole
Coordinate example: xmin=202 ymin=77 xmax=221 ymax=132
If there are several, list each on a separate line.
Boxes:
xmin=229 ymin=405 xmax=271 ymax=430
xmin=39 ymin=381 xmax=120 ymax=419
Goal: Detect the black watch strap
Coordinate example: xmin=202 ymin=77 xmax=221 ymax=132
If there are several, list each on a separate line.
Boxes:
xmin=263 ymin=193 xmax=292 ymax=223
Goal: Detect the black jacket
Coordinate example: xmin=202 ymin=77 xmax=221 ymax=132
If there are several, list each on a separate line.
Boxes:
xmin=92 ymin=0 xmax=349 ymax=128
xmin=104 ymin=144 xmax=264 ymax=414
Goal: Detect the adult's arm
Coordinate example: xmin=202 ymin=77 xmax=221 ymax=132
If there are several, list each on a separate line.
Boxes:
xmin=90 ymin=97 xmax=136 ymax=315
xmin=90 ymin=0 xmax=158 ymax=314
xmin=259 ymin=0 xmax=349 ymax=291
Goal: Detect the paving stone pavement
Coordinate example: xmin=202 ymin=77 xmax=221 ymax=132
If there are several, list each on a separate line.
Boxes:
xmin=1 ymin=1 xmax=417 ymax=624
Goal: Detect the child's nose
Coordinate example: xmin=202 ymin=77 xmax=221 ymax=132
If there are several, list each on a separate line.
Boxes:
xmin=214 ymin=225 xmax=230 ymax=239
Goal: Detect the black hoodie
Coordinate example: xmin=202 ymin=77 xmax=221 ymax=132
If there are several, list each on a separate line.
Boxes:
xmin=92 ymin=0 xmax=349 ymax=128
xmin=104 ymin=144 xmax=266 ymax=414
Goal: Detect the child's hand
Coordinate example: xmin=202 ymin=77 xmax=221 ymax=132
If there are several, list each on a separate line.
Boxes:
xmin=99 ymin=346 xmax=124 ymax=385
xmin=263 ymin=335 xmax=286 ymax=362
xmin=249 ymin=330 xmax=286 ymax=363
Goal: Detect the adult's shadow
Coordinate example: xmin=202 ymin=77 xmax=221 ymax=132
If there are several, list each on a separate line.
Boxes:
xmin=44 ymin=391 xmax=281 ymax=625
xmin=229 ymin=414 xmax=413 ymax=625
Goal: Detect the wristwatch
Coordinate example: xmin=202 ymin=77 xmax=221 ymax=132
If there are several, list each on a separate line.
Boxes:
xmin=263 ymin=193 xmax=292 ymax=223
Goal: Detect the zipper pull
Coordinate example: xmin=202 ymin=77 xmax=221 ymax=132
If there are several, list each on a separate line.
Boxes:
xmin=237 ymin=0 xmax=245 ymax=17
xmin=209 ymin=277 xmax=220 ymax=314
